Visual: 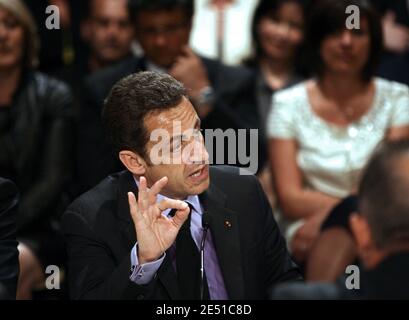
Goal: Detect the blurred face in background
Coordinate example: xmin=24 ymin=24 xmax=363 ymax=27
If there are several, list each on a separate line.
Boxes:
xmin=320 ymin=18 xmax=371 ymax=77
xmin=83 ymin=0 xmax=134 ymax=65
xmin=0 ymin=7 xmax=24 ymax=71
xmin=135 ymin=8 xmax=191 ymax=69
xmin=257 ymin=1 xmax=304 ymax=62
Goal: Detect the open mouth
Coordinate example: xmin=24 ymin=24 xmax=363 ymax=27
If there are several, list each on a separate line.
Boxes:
xmin=188 ymin=165 xmax=208 ymax=181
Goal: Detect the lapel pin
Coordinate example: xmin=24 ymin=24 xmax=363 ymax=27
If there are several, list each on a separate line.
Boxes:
xmin=224 ymin=220 xmax=232 ymax=228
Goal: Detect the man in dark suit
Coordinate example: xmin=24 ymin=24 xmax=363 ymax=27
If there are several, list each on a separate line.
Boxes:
xmin=0 ymin=178 xmax=19 ymax=300
xmin=76 ymin=0 xmax=255 ymax=192
xmin=271 ymin=140 xmax=409 ymax=300
xmin=63 ymin=71 xmax=301 ymax=300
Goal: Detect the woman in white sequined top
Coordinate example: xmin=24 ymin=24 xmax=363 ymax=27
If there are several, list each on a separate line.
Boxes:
xmin=267 ymin=0 xmax=409 ymax=262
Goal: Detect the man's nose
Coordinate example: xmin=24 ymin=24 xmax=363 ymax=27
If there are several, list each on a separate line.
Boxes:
xmin=106 ymin=22 xmax=120 ymax=38
xmin=340 ymin=30 xmax=353 ymax=46
xmin=153 ymin=33 xmax=167 ymax=47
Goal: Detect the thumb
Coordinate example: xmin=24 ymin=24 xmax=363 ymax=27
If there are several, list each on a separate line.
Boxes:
xmin=172 ymin=205 xmax=190 ymax=228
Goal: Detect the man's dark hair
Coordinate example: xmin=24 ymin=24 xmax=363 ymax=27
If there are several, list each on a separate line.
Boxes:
xmin=305 ymin=0 xmax=383 ymax=81
xmin=358 ymin=140 xmax=409 ymax=249
xmin=127 ymin=0 xmax=194 ymax=22
xmin=102 ymin=71 xmax=186 ymax=161
xmin=81 ymin=0 xmax=132 ymax=21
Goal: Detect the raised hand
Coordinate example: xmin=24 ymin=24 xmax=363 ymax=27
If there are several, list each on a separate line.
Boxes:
xmin=128 ymin=176 xmax=190 ymax=264
xmin=169 ymin=46 xmax=211 ymax=100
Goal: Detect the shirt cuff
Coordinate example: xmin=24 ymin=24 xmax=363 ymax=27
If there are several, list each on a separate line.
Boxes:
xmin=129 ymin=244 xmax=165 ymax=285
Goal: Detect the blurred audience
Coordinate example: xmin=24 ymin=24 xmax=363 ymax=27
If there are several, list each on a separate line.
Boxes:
xmin=374 ymin=0 xmax=409 ymax=86
xmin=306 ymin=195 xmax=358 ymax=282
xmin=271 ymin=140 xmax=409 ymax=299
xmin=0 ymin=178 xmax=19 ymax=300
xmin=371 ymin=0 xmax=409 ymax=54
xmin=76 ymin=0 xmax=254 ymax=192
xmin=267 ymin=0 xmax=409 ymax=264
xmin=80 ymin=0 xmax=134 ymax=74
xmin=23 ymin=0 xmax=76 ymax=75
xmin=230 ymin=0 xmax=308 ymax=207
xmin=243 ymin=0 xmax=306 ymax=132
xmin=0 ymin=0 xmax=75 ymax=299
xmin=190 ymin=0 xmax=258 ymax=65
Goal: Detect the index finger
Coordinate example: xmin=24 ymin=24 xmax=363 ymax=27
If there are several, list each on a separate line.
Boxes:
xmin=149 ymin=176 xmax=168 ymax=198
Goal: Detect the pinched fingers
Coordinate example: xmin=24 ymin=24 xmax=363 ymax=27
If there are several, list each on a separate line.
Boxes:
xmin=157 ymin=199 xmax=188 ymax=214
xmin=157 ymin=199 xmax=190 ymax=226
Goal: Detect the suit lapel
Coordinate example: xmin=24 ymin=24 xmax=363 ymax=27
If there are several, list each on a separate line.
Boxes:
xmin=200 ymin=182 xmax=245 ymax=299
xmin=116 ymin=171 xmax=180 ymax=299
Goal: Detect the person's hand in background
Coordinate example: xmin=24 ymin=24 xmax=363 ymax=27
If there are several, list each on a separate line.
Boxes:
xmin=169 ymin=46 xmax=213 ymax=118
xmin=382 ymin=11 xmax=409 ymax=53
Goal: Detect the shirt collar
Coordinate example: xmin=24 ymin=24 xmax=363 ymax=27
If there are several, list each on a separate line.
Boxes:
xmin=133 ymin=176 xmax=202 ymax=216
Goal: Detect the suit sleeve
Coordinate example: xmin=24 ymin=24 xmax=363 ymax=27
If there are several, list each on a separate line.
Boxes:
xmin=0 ymin=179 xmax=19 ymax=299
xmin=252 ymin=176 xmax=303 ymax=288
xmin=62 ymin=209 xmax=159 ymax=300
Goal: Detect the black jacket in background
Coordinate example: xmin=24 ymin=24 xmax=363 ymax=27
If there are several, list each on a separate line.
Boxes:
xmin=0 ymin=178 xmax=19 ymax=300
xmin=76 ymin=56 xmax=256 ymax=192
xmin=63 ymin=166 xmax=301 ymax=300
xmin=0 ymin=71 xmax=75 ymax=232
xmin=271 ymin=252 xmax=409 ymax=300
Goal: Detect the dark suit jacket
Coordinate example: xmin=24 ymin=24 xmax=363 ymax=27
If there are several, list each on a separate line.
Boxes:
xmin=0 ymin=178 xmax=19 ymax=299
xmin=0 ymin=71 xmax=75 ymax=231
xmin=63 ymin=166 xmax=301 ymax=300
xmin=271 ymin=252 xmax=409 ymax=300
xmin=75 ymin=56 xmax=255 ymax=192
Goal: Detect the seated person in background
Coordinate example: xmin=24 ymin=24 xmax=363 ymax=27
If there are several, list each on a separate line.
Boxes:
xmin=306 ymin=195 xmax=358 ymax=282
xmin=58 ymin=0 xmax=135 ymax=97
xmin=0 ymin=178 xmax=19 ymax=300
xmin=236 ymin=0 xmax=308 ymax=206
xmin=242 ymin=0 xmax=307 ymax=136
xmin=76 ymin=0 xmax=254 ymax=192
xmin=63 ymin=71 xmax=301 ymax=300
xmin=79 ymin=0 xmax=135 ymax=74
xmin=271 ymin=140 xmax=409 ymax=300
xmin=267 ymin=0 xmax=409 ymax=264
xmin=0 ymin=0 xmax=75 ymax=299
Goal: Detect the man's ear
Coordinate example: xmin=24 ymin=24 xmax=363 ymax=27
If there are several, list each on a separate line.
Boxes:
xmin=119 ymin=150 xmax=146 ymax=175
xmin=350 ymin=213 xmax=373 ymax=252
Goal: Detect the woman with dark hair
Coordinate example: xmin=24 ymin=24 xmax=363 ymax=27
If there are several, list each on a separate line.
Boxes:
xmin=244 ymin=0 xmax=307 ymax=133
xmin=235 ymin=0 xmax=307 ymax=205
xmin=267 ymin=0 xmax=409 ymax=264
xmin=0 ymin=0 xmax=74 ymax=299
